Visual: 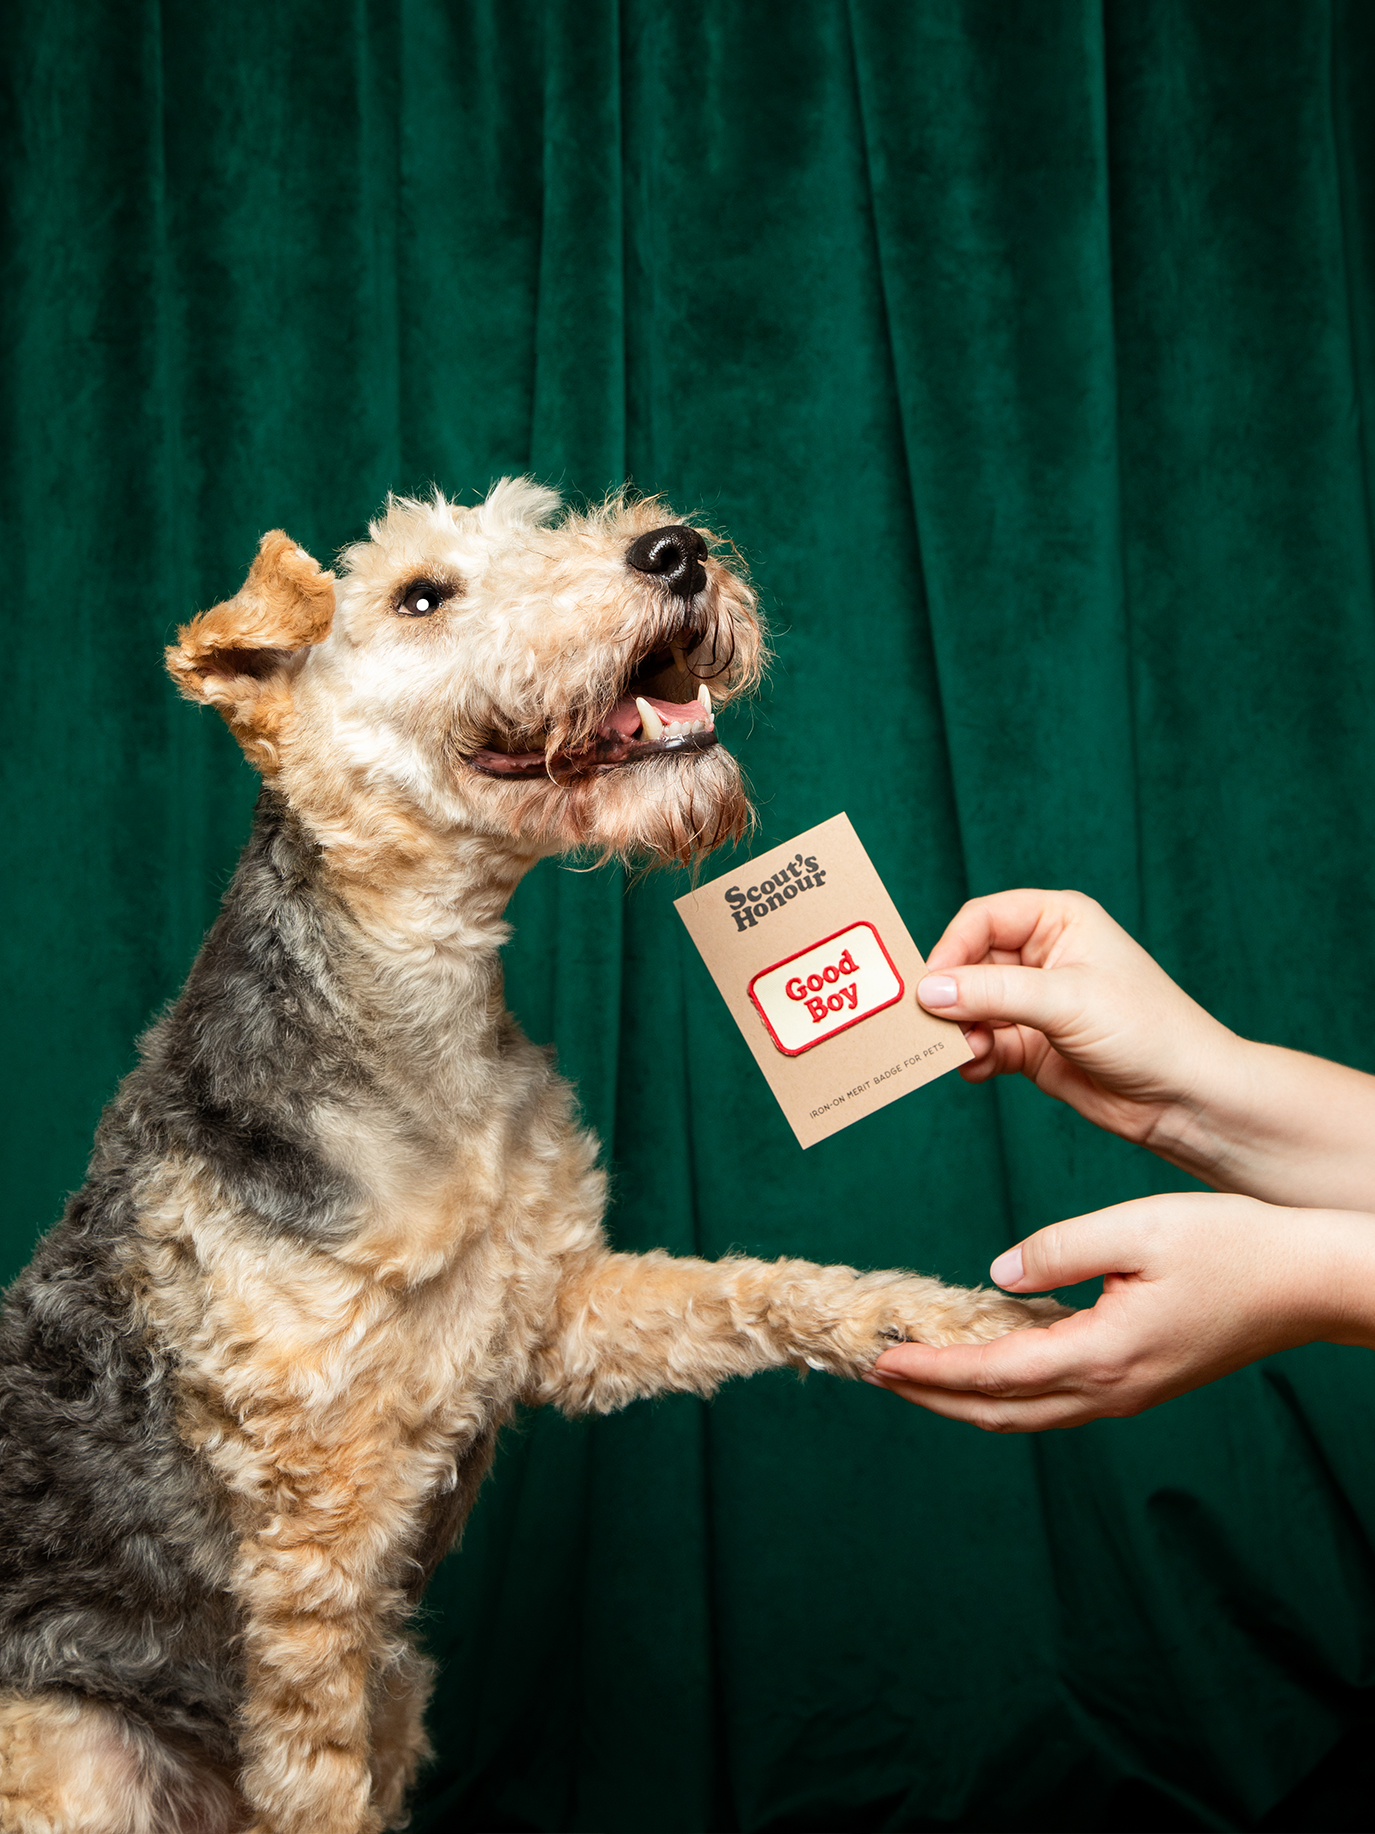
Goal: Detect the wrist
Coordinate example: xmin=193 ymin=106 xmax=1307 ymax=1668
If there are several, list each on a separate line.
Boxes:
xmin=1302 ymin=1208 xmax=1375 ymax=1348
xmin=1194 ymin=1200 xmax=1375 ymax=1363
xmin=1146 ymin=1039 xmax=1375 ymax=1210
xmin=1137 ymin=1025 xmax=1257 ymax=1179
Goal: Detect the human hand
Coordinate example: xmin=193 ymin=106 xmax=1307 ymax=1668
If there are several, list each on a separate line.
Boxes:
xmin=916 ymin=889 xmax=1238 ymax=1153
xmin=868 ymin=1192 xmax=1375 ymax=1431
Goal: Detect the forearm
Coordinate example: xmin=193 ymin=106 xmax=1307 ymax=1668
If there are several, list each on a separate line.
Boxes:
xmin=1144 ymin=1037 xmax=1375 ymax=1211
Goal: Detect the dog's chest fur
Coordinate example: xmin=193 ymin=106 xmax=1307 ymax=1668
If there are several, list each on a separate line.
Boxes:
xmin=138 ymin=788 xmax=605 ymax=1510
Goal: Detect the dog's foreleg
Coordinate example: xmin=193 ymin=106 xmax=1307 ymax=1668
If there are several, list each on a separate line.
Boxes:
xmin=229 ymin=1431 xmax=417 ymax=1834
xmin=527 ymin=1249 xmax=1063 ymax=1415
xmin=234 ymin=1547 xmax=384 ymax=1834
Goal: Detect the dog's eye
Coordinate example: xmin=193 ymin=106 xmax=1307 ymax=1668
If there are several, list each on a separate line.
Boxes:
xmin=398 ymin=580 xmax=449 ymax=617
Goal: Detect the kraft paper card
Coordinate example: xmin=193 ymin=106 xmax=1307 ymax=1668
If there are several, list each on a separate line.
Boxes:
xmin=675 ymin=813 xmax=973 ymax=1147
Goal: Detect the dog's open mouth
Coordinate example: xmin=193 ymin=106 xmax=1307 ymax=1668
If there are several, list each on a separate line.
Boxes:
xmin=469 ymin=637 xmax=723 ymax=781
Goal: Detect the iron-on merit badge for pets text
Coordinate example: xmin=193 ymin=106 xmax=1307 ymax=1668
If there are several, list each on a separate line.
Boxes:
xmin=675 ymin=813 xmax=973 ymax=1147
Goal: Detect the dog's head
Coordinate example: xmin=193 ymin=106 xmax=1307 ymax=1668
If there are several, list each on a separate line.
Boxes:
xmin=168 ymin=480 xmax=765 ymax=867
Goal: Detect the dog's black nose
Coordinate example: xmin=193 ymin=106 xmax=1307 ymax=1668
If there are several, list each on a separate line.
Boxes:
xmin=625 ymin=525 xmax=709 ymax=598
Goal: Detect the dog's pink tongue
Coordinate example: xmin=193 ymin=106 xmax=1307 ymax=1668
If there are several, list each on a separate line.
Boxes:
xmin=602 ymin=695 xmax=705 ymax=738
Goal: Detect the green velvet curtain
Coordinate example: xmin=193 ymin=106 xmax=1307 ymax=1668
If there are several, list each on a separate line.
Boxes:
xmin=5 ymin=3 xmax=1375 ymax=1828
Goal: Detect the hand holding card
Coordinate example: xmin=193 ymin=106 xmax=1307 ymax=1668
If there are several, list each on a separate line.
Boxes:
xmin=676 ymin=814 xmax=972 ymax=1146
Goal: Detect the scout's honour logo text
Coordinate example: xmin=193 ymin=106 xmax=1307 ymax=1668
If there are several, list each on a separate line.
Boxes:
xmin=723 ymin=852 xmax=826 ymax=930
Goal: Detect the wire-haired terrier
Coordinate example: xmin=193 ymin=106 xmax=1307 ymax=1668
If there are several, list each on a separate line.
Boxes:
xmin=0 ymin=481 xmax=1059 ymax=1833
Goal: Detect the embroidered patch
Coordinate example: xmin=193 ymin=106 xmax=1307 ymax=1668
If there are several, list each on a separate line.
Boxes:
xmin=748 ymin=921 xmax=904 ymax=1056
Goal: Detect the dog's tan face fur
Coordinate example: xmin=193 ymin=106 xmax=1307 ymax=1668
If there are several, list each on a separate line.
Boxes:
xmin=167 ymin=479 xmax=764 ymax=873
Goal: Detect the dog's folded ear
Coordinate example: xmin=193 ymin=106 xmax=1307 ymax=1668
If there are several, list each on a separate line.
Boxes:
xmin=166 ymin=531 xmax=335 ymax=770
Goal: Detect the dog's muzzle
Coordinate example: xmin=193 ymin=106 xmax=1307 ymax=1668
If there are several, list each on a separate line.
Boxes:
xmin=469 ymin=538 xmax=734 ymax=781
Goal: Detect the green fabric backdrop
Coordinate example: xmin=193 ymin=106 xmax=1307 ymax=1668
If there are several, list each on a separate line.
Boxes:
xmin=4 ymin=3 xmax=1375 ymax=1828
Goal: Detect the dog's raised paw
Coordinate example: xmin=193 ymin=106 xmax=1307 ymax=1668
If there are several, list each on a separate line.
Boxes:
xmin=822 ymin=1272 xmax=1073 ymax=1376
xmin=918 ymin=1288 xmax=1072 ymax=1349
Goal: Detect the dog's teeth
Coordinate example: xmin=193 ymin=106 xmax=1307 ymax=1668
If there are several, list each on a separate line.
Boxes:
xmin=697 ymin=684 xmax=712 ymax=713
xmin=690 ymin=720 xmax=704 ymax=733
xmin=635 ymin=697 xmax=664 ymax=743
xmin=672 ymin=645 xmax=687 ymax=674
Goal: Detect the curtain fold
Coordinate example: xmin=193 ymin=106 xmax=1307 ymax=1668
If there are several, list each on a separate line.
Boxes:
xmin=4 ymin=3 xmax=1375 ymax=1828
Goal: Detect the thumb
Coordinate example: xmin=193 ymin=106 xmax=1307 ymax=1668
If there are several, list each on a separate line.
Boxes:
xmin=990 ymin=1203 xmax=1156 ymax=1292
xmin=917 ymin=961 xmax=1085 ymax=1037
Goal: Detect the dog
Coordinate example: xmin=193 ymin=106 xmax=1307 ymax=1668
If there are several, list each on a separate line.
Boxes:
xmin=0 ymin=480 xmax=1061 ymax=1834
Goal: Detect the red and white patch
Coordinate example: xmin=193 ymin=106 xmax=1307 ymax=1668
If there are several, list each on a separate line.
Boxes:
xmin=748 ymin=922 xmax=904 ymax=1056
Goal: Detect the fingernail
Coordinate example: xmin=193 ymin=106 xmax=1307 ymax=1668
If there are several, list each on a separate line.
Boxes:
xmin=990 ymin=1247 xmax=1024 ymax=1288
xmin=918 ymin=974 xmax=959 ymax=1009
xmin=862 ymin=1373 xmax=889 ymax=1386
